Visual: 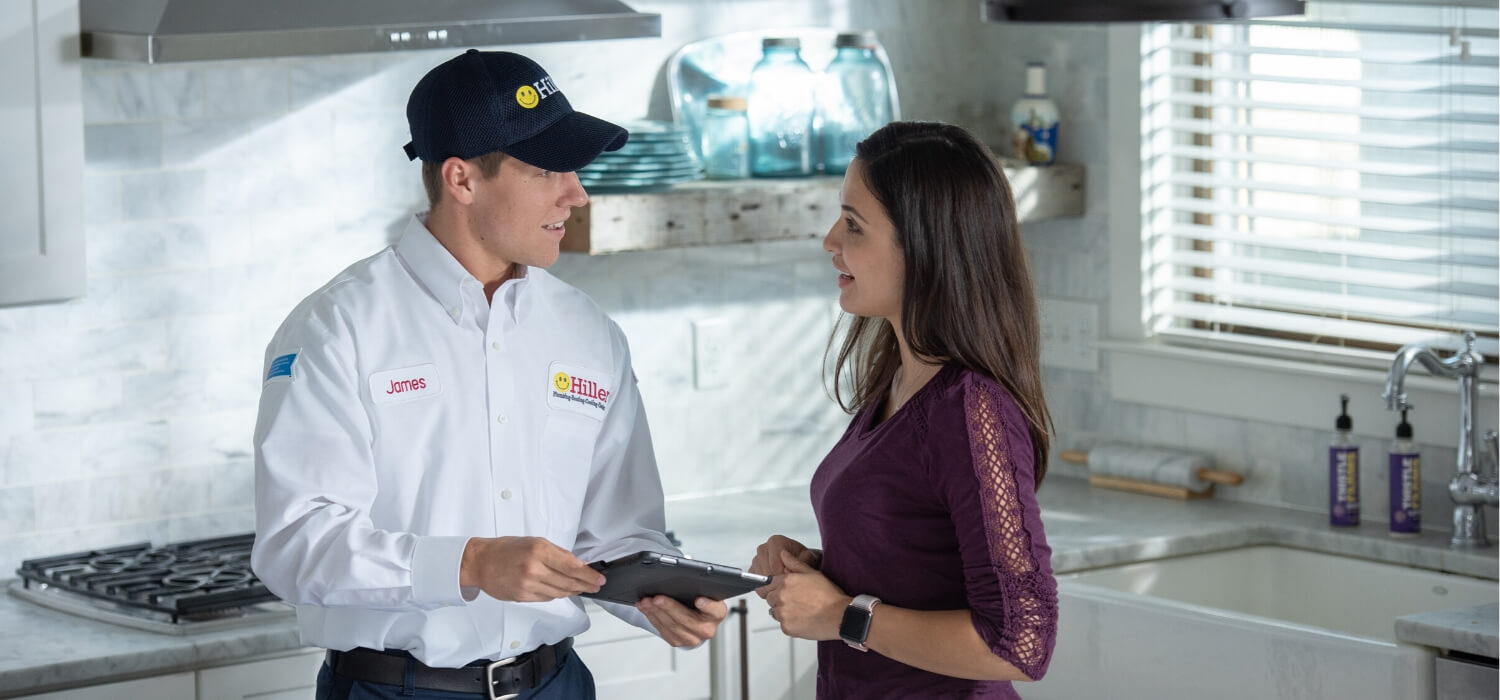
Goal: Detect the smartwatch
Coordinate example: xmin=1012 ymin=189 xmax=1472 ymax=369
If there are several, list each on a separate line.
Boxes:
xmin=839 ymin=594 xmax=881 ymax=652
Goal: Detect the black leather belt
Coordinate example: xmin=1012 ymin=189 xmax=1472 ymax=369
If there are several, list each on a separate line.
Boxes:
xmin=326 ymin=638 xmax=574 ymax=700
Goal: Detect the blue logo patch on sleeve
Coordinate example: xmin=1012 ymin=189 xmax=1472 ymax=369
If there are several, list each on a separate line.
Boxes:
xmin=266 ymin=352 xmax=298 ymax=382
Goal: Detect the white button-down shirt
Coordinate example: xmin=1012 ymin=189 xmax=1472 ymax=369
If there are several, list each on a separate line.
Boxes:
xmin=252 ymin=213 xmax=677 ymax=668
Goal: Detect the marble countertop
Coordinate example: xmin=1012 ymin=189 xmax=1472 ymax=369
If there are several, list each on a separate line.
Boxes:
xmin=0 ymin=596 xmax=303 ymax=697
xmin=2 ymin=476 xmax=1495 ymax=696
xmin=1396 ymin=603 xmax=1499 ymax=658
xmin=666 ymin=475 xmax=1498 ymax=580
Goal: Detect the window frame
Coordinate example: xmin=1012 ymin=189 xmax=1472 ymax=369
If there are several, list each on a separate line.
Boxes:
xmin=1104 ymin=23 xmax=1497 ymax=442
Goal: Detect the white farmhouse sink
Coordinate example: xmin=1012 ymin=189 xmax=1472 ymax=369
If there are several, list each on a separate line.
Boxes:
xmin=1062 ymin=545 xmax=1493 ymax=640
xmin=1030 ymin=546 xmax=1497 ymax=700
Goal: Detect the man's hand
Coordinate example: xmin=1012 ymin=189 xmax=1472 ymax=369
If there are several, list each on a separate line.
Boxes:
xmin=636 ymin=595 xmax=728 ymax=647
xmin=748 ymin=535 xmax=820 ymax=598
xmin=460 ymin=537 xmax=605 ymax=602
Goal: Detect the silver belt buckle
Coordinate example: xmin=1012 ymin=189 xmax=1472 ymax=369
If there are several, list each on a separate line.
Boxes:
xmin=485 ymin=655 xmax=520 ymax=700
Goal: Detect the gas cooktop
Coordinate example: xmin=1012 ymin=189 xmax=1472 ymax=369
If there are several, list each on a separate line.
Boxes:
xmin=9 ymin=533 xmax=293 ymax=635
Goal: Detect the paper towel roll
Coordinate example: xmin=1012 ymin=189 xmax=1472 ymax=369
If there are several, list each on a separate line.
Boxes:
xmin=1088 ymin=444 xmax=1216 ymax=491
xmin=1058 ymin=444 xmax=1245 ymax=494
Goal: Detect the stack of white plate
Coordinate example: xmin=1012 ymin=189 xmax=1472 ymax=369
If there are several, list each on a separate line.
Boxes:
xmin=578 ymin=121 xmax=704 ymax=190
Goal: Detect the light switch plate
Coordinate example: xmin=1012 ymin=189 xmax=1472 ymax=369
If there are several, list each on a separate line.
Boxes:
xmin=1039 ymin=298 xmax=1099 ymax=372
xmin=692 ymin=317 xmax=732 ymax=390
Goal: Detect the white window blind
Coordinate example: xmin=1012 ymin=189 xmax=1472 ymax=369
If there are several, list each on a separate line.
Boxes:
xmin=1140 ymin=0 xmax=1499 ymax=359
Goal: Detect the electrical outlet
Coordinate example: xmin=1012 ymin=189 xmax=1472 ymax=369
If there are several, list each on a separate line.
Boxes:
xmin=692 ymin=318 xmax=731 ymax=390
xmin=1038 ymin=298 xmax=1098 ymax=371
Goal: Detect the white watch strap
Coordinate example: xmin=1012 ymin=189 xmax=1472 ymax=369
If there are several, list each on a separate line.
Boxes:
xmin=851 ymin=594 xmax=881 ymax=612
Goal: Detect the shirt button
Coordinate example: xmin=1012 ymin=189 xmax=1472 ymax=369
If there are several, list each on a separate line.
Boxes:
xmin=491 ymin=341 xmax=502 ymax=351
xmin=497 ymin=415 xmax=508 ymax=424
xmin=501 ymin=489 xmax=513 ymax=500
xmin=510 ymin=641 xmax=521 ymax=650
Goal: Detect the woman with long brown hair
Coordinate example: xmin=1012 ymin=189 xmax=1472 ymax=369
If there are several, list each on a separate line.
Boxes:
xmin=749 ymin=121 xmax=1058 ymax=699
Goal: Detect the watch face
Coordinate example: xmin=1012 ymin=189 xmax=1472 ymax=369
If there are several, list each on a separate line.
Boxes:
xmin=839 ymin=605 xmax=872 ymax=643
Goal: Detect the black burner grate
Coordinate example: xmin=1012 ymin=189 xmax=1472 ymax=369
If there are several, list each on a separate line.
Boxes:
xmin=15 ymin=533 xmax=279 ymax=623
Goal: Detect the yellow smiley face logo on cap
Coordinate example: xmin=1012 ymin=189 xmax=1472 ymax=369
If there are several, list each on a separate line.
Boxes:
xmin=553 ymin=371 xmax=572 ymax=392
xmin=516 ymin=85 xmax=540 ymax=109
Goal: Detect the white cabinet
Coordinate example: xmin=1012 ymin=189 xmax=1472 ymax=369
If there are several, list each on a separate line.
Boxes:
xmin=195 ymin=649 xmax=325 ymax=700
xmin=711 ymin=595 xmax=817 ymax=700
xmin=20 ymin=672 xmax=194 ymax=700
xmin=0 ymin=0 xmax=85 ymax=306
xmin=12 ymin=650 xmax=321 ymax=700
xmin=573 ymin=601 xmax=712 ymax=700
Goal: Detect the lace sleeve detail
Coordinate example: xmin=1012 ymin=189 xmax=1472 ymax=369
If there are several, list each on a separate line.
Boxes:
xmin=962 ymin=378 xmax=1058 ymax=681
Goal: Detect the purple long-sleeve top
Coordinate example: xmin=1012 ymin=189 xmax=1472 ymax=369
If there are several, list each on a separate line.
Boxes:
xmin=809 ymin=363 xmax=1058 ymax=699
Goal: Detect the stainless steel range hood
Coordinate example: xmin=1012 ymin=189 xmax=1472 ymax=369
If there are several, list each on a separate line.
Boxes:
xmin=983 ymin=0 xmax=1304 ymax=22
xmin=81 ymin=0 xmax=662 ymax=64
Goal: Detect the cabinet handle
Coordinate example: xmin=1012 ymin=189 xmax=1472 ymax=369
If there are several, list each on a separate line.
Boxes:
xmin=734 ymin=599 xmax=750 ymax=700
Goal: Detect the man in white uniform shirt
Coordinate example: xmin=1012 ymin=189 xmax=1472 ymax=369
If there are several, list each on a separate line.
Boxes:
xmin=251 ymin=50 xmax=726 ymax=700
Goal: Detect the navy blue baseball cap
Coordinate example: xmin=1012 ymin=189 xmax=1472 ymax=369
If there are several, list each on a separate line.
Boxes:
xmin=403 ymin=49 xmax=628 ymax=173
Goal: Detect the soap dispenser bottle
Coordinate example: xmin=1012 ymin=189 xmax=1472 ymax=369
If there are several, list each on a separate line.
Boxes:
xmin=1388 ymin=408 xmax=1420 ymax=537
xmin=1330 ymin=394 xmax=1360 ymax=527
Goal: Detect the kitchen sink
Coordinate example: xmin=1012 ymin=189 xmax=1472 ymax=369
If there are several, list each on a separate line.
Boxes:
xmin=1059 ymin=544 xmax=1493 ymax=640
xmin=1030 ymin=545 xmax=1496 ymax=700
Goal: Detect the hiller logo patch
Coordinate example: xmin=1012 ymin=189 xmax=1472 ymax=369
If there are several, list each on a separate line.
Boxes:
xmin=547 ymin=362 xmax=611 ymax=417
xmin=516 ymin=75 xmax=558 ymax=109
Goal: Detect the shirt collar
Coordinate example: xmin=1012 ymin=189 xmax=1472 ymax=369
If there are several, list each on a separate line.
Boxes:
xmin=395 ymin=212 xmax=532 ymax=326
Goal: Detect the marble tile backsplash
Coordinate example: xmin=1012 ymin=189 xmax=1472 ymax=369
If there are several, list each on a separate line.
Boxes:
xmin=0 ymin=0 xmax=1024 ymax=574
xmin=0 ymin=2 xmax=1484 ymax=576
xmin=1042 ymin=364 xmax=1469 ymax=532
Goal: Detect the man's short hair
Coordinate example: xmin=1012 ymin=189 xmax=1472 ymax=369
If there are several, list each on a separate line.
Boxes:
xmin=421 ymin=150 xmax=509 ymax=208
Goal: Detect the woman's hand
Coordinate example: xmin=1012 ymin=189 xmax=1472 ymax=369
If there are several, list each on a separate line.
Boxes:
xmin=749 ymin=535 xmax=821 ymax=598
xmin=764 ymin=551 xmax=851 ymax=641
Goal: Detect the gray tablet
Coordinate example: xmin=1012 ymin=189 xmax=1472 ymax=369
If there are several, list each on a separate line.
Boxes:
xmin=581 ymin=551 xmax=770 ymax=607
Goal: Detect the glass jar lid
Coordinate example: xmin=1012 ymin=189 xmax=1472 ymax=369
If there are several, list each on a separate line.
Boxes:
xmin=706 ymin=96 xmax=748 ymax=110
xmin=761 ymin=37 xmax=801 ymax=49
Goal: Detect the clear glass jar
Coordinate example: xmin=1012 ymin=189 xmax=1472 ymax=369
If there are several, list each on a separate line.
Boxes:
xmin=817 ymin=31 xmax=892 ymax=175
xmin=748 ymin=37 xmax=817 ymax=177
xmin=701 ymin=96 xmax=750 ymax=179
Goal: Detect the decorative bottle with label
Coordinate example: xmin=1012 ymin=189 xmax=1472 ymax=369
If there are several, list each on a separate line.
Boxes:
xmin=1330 ymin=394 xmax=1360 ymax=527
xmin=1388 ymin=408 xmax=1420 ymax=537
xmin=1009 ymin=61 xmax=1059 ymax=166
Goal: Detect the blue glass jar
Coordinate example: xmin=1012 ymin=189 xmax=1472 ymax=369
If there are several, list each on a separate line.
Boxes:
xmin=701 ymin=96 xmax=750 ymax=179
xmin=817 ymin=31 xmax=892 ymax=175
xmin=748 ymin=37 xmax=816 ymax=177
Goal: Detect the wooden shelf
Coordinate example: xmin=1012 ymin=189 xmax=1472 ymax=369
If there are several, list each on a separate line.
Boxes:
xmin=562 ymin=161 xmax=1084 ymax=254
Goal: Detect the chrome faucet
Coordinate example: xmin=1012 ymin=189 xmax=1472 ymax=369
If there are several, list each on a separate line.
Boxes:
xmin=1383 ymin=331 xmax=1498 ymax=548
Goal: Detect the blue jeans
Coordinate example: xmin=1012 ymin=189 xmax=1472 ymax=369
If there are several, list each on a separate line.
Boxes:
xmin=315 ymin=650 xmax=596 ymax=700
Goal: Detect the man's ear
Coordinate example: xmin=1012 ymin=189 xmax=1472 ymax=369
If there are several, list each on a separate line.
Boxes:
xmin=442 ymin=156 xmax=476 ymax=206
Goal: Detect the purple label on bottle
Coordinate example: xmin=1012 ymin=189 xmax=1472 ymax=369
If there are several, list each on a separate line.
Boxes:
xmin=1389 ymin=453 xmax=1420 ymax=534
xmin=1330 ymin=447 xmax=1360 ymax=526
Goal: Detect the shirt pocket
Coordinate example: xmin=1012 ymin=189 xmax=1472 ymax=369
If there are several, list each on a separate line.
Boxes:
xmin=538 ymin=410 xmax=602 ymax=548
